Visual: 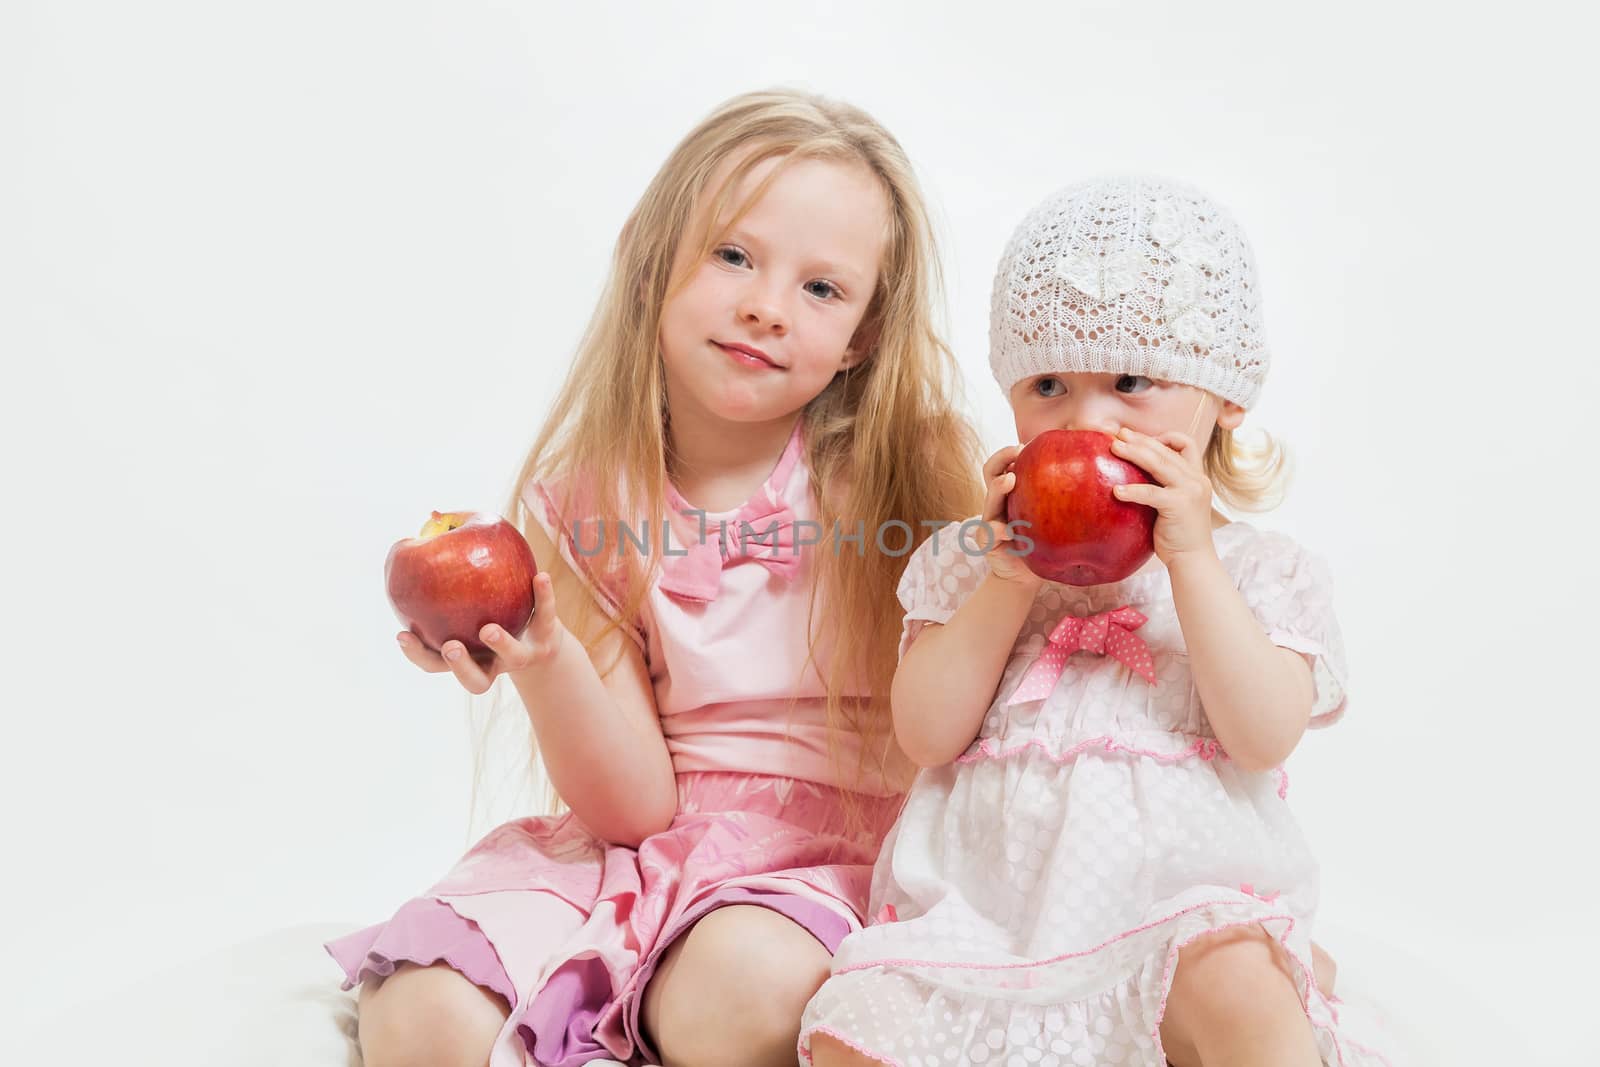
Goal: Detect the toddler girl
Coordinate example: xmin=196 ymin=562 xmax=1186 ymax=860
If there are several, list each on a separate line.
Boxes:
xmin=802 ymin=176 xmax=1392 ymax=1067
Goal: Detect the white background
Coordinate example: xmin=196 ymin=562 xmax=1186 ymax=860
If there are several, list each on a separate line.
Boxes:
xmin=4 ymin=1 xmax=1595 ymax=1061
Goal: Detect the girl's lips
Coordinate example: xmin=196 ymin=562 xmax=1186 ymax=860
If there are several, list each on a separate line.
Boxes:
xmin=714 ymin=341 xmax=783 ymax=370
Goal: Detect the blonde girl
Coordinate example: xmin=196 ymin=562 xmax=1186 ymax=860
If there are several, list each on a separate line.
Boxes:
xmin=325 ymin=88 xmax=982 ymax=1067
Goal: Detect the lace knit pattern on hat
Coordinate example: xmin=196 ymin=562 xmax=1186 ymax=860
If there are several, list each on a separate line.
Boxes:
xmin=989 ymin=175 xmax=1270 ymax=409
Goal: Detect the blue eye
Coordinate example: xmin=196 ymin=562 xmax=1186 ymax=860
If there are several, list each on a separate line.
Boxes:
xmin=1115 ymin=375 xmax=1153 ymax=394
xmin=1034 ymin=377 xmax=1065 ymax=398
xmin=715 ymin=246 xmax=749 ymax=268
xmin=806 ymin=279 xmax=841 ymax=300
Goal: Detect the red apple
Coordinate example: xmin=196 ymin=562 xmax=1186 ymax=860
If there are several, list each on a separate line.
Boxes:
xmin=1005 ymin=429 xmax=1156 ymax=586
xmin=385 ymin=511 xmax=537 ymax=666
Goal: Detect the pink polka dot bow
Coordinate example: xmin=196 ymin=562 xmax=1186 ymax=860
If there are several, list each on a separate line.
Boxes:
xmin=1010 ymin=605 xmax=1157 ymax=704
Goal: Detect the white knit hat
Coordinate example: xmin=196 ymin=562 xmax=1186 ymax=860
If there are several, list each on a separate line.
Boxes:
xmin=989 ymin=175 xmax=1269 ymax=409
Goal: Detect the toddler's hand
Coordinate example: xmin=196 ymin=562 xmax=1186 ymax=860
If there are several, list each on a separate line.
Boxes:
xmin=1109 ymin=428 xmax=1216 ymax=565
xmin=978 ymin=445 xmax=1044 ymax=590
xmin=395 ymin=572 xmax=564 ymax=695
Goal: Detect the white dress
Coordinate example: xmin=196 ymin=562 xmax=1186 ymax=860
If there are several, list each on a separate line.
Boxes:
xmin=799 ymin=521 xmax=1393 ymax=1066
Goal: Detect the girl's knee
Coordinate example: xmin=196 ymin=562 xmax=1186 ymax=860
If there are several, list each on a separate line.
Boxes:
xmin=357 ymin=962 xmax=509 ymax=1067
xmin=647 ymin=905 xmax=832 ymax=1067
xmin=1164 ymin=926 xmax=1302 ymax=1034
xmin=809 ymin=1030 xmax=890 ymax=1067
xmin=699 ymin=906 xmax=832 ymax=1011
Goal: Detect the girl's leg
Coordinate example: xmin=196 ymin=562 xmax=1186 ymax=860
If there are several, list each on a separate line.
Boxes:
xmin=641 ymin=904 xmax=834 ymax=1067
xmin=1311 ymin=940 xmax=1337 ymax=994
xmin=809 ymin=1032 xmax=892 ymax=1066
xmin=357 ymin=962 xmax=509 ymax=1067
xmin=806 ymin=935 xmax=1334 ymax=1067
xmin=1159 ymin=925 xmax=1321 ymax=1067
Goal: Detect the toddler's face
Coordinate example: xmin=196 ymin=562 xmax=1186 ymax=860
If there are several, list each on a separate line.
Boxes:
xmin=1008 ymin=372 xmax=1245 ymax=447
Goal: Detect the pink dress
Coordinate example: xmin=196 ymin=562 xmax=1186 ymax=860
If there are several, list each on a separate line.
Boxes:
xmin=326 ymin=422 xmax=904 ymax=1066
xmin=798 ymin=521 xmax=1395 ymax=1066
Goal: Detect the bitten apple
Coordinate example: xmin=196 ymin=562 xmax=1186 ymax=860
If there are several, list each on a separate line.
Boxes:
xmin=1005 ymin=429 xmax=1156 ymax=586
xmin=385 ymin=511 xmax=537 ymax=665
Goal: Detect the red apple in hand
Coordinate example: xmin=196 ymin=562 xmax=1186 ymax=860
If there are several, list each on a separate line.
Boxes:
xmin=1005 ymin=429 xmax=1156 ymax=586
xmin=385 ymin=511 xmax=538 ymax=666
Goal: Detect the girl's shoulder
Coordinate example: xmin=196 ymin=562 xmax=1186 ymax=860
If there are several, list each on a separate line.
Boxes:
xmin=1219 ymin=520 xmax=1308 ymax=559
xmin=895 ymin=517 xmax=992 ymax=612
xmin=521 ymin=470 xmax=630 ymax=576
xmin=907 ymin=516 xmax=989 ymax=565
xmin=1215 ymin=521 xmax=1334 ymax=596
xmin=520 ymin=467 xmax=648 ymax=648
xmin=1214 ymin=522 xmax=1349 ymax=727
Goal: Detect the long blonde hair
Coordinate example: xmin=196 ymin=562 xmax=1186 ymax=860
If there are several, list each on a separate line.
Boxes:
xmin=468 ymin=89 xmax=983 ymax=830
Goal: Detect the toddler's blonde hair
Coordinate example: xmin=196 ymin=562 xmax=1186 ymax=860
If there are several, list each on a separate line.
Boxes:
xmin=1206 ymin=425 xmax=1292 ymax=514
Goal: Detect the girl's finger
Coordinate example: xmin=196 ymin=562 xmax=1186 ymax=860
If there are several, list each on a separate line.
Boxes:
xmin=1112 ymin=482 xmax=1161 ymax=506
xmin=397 ymin=632 xmax=451 ymax=674
xmin=1156 ymin=431 xmax=1199 ymax=455
xmin=1111 ymin=434 xmax=1181 ymax=486
xmin=972 ymin=519 xmax=1011 ymax=559
xmin=982 ymin=445 xmax=1021 ymax=480
xmin=479 ymin=621 xmax=512 ymax=653
xmin=531 ymin=572 xmax=557 ymax=620
xmin=441 ymin=640 xmax=494 ymax=695
xmin=480 ymin=621 xmax=538 ymax=673
xmin=1154 ymin=432 xmax=1208 ymax=476
xmin=521 ymin=574 xmax=558 ymax=644
xmin=982 ymin=470 xmax=1016 ymax=523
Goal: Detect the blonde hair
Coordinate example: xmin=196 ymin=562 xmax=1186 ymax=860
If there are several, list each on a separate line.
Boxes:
xmin=467 ymin=88 xmax=983 ymax=833
xmin=1205 ymin=425 xmax=1293 ymax=514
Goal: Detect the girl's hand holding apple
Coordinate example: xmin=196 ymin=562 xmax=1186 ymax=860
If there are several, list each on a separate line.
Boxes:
xmin=1108 ymin=428 xmax=1217 ymax=566
xmin=386 ymin=510 xmax=558 ymax=695
xmin=1006 ymin=429 xmax=1157 ymax=586
xmin=396 ymin=571 xmax=562 ymax=695
xmin=979 ymin=444 xmax=1044 ymax=590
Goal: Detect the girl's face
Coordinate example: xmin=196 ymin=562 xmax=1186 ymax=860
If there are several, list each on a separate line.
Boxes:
xmin=658 ymin=154 xmax=889 ymax=429
xmin=1008 ymin=372 xmax=1246 ymax=446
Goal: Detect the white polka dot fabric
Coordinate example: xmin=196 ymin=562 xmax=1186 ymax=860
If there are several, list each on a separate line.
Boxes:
xmin=799 ymin=522 xmax=1391 ymax=1065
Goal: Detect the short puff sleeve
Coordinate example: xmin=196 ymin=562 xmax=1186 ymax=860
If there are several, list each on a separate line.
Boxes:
xmin=1234 ymin=530 xmax=1349 ymax=728
xmin=896 ymin=519 xmax=992 ymax=662
xmin=522 ymin=476 xmax=647 ymax=653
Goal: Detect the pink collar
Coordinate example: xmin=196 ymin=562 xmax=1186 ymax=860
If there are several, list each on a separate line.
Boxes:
xmin=659 ymin=420 xmax=806 ymax=602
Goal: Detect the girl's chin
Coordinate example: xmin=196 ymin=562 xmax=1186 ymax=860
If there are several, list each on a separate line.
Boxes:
xmin=694 ymin=389 xmax=796 ymax=426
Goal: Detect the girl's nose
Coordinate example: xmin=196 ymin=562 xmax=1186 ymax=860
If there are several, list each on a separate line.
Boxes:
xmin=1061 ymin=405 xmax=1121 ymax=437
xmin=737 ymin=288 xmax=788 ymax=335
xmin=1067 ymin=420 xmax=1122 ymax=436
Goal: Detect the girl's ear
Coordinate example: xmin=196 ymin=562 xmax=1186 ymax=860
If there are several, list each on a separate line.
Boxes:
xmin=1217 ymin=400 xmax=1247 ymax=432
xmin=841 ymin=314 xmax=881 ymax=370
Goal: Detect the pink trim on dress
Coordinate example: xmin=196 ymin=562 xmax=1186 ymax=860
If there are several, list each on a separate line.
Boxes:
xmin=800 ymin=1025 xmax=904 ymax=1066
xmin=831 ymin=896 xmax=1262 ymax=977
xmin=823 ymin=894 xmax=1393 ymax=1067
xmin=324 ymin=896 xmax=515 ymax=1002
xmin=954 ymin=734 xmax=1239 ymax=768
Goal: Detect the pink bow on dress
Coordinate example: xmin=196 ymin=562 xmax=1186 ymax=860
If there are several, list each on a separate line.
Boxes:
xmin=1010 ymin=605 xmax=1157 ymax=704
xmin=657 ymin=501 xmax=801 ymax=602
